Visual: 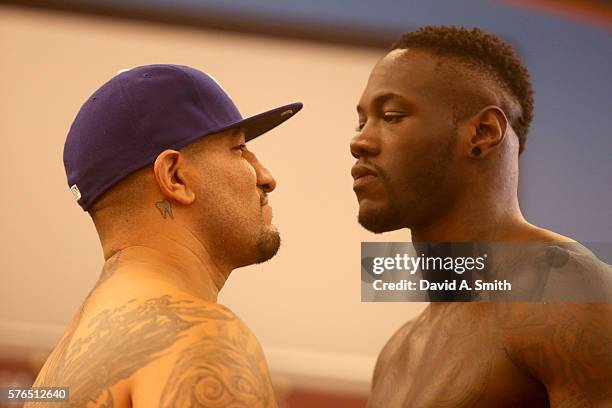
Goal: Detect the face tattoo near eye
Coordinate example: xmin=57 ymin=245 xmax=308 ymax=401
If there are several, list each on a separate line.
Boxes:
xmin=29 ymin=64 xmax=302 ymax=408
xmin=351 ymin=26 xmax=612 ymax=408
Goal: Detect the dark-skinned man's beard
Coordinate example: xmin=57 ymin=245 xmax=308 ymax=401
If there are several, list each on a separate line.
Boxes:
xmin=357 ymin=129 xmax=457 ymax=234
xmin=357 ymin=171 xmax=405 ymax=234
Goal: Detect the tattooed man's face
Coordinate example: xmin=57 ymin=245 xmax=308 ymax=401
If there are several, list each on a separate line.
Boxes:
xmin=182 ymin=128 xmax=280 ymax=268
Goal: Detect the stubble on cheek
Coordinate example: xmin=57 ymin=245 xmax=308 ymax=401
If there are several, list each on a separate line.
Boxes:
xmin=255 ymin=211 xmax=281 ymax=263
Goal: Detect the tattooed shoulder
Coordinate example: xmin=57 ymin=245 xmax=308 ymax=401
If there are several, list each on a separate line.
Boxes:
xmin=30 ymin=293 xmax=268 ymax=408
xmin=156 ymin=309 xmax=276 ymax=408
xmin=495 ymin=302 xmax=612 ymax=406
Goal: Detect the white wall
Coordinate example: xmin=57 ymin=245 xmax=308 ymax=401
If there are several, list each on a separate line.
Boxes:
xmin=0 ymin=5 xmax=426 ymax=393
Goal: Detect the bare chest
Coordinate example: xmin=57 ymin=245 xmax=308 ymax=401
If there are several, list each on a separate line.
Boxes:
xmin=368 ymin=306 xmax=548 ymax=408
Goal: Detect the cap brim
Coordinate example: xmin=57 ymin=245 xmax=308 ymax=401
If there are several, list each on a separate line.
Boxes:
xmin=236 ymin=102 xmax=303 ymax=142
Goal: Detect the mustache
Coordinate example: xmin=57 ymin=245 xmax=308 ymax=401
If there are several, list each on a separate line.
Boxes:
xmin=260 ymin=191 xmax=269 ymax=206
xmin=360 ymin=160 xmax=391 ymax=183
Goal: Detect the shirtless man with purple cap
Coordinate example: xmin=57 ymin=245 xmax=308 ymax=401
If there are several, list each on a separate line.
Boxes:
xmin=27 ymin=65 xmax=302 ymax=407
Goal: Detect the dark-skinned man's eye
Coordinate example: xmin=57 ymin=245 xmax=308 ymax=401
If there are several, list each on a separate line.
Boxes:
xmin=383 ymin=113 xmax=406 ymax=123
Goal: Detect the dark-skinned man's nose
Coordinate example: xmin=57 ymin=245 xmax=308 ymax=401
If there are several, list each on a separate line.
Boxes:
xmin=350 ymin=126 xmax=381 ymax=159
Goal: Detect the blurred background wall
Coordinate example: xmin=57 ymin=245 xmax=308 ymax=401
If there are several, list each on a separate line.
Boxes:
xmin=0 ymin=1 xmax=610 ymax=407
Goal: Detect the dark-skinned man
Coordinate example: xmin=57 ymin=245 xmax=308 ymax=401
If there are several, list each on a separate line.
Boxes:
xmin=351 ymin=26 xmax=612 ymax=407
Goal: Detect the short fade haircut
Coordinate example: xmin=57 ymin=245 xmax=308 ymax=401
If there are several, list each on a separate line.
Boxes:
xmin=391 ymin=26 xmax=534 ymax=154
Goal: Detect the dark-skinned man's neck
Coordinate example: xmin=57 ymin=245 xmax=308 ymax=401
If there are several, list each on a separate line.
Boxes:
xmin=409 ymin=194 xmax=526 ymax=243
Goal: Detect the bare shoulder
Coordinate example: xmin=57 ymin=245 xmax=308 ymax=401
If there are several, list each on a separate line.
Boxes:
xmin=130 ymin=293 xmax=276 ymax=408
xmin=30 ymin=288 xmax=274 ymax=408
xmin=492 ymin=240 xmax=612 ymax=301
xmin=492 ymin=302 xmax=612 ymax=405
xmin=519 ymin=224 xmax=575 ymax=243
xmin=516 ymin=227 xmax=612 ymax=291
xmin=538 ymin=242 xmax=612 ymax=300
xmin=371 ymin=313 xmax=423 ymax=387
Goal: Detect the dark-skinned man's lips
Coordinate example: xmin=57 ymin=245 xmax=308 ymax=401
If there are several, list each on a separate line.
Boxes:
xmin=352 ymin=164 xmax=379 ymax=191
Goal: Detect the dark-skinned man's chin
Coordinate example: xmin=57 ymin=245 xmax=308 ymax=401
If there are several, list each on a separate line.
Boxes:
xmin=357 ymin=205 xmax=404 ymax=234
xmin=254 ymin=227 xmax=281 ymax=264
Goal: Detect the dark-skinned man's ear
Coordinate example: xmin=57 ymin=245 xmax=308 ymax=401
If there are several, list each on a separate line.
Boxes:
xmin=468 ymin=106 xmax=508 ymax=159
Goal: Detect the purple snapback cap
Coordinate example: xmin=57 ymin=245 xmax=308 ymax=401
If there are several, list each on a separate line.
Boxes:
xmin=63 ymin=64 xmax=303 ymax=211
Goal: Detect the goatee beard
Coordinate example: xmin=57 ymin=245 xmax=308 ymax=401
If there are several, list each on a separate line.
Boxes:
xmin=358 ymin=204 xmax=404 ymax=233
xmin=255 ymin=226 xmax=281 ymax=263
